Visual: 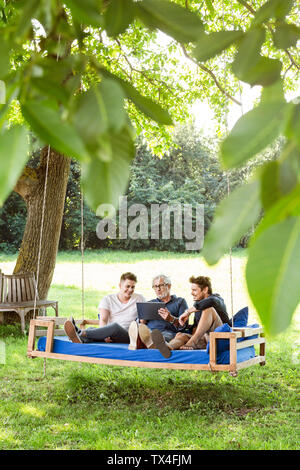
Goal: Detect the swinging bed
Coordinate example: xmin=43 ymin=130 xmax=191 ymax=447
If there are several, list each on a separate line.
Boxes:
xmin=27 ymin=315 xmax=266 ymax=376
xmin=26 ymin=158 xmax=266 ymax=376
xmin=26 ymin=165 xmax=266 ymax=376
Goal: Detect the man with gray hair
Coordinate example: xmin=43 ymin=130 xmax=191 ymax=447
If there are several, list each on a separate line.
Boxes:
xmin=128 ymin=274 xmax=188 ymax=356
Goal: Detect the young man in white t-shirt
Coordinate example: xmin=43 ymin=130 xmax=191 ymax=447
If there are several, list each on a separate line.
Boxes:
xmin=64 ymin=272 xmax=145 ymax=344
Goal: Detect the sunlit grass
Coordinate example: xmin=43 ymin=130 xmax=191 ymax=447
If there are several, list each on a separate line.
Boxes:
xmin=0 ymin=249 xmax=299 ymax=450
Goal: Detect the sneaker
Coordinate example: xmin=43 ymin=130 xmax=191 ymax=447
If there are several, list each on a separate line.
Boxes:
xmin=64 ymin=320 xmax=82 ymax=343
xmin=128 ymin=321 xmax=146 ymax=350
xmin=151 ymin=329 xmax=171 ymax=358
xmin=70 ymin=316 xmax=81 ymax=334
xmin=128 ymin=321 xmax=139 ymax=350
xmin=138 ymin=323 xmax=154 ymax=349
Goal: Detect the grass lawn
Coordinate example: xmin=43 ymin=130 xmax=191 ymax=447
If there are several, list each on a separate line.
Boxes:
xmin=0 ymin=249 xmax=299 ymax=450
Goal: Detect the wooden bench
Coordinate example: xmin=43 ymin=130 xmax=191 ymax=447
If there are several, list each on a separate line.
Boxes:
xmin=0 ymin=273 xmax=58 ymax=334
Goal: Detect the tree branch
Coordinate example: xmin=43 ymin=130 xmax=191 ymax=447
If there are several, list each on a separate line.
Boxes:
xmin=237 ymin=0 xmax=300 ymax=70
xmin=181 ymin=45 xmax=241 ymax=106
xmin=115 ymin=38 xmax=177 ymax=95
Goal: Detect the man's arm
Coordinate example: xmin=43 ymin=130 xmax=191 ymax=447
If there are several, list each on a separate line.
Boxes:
xmin=193 ymin=296 xmax=222 ymax=312
xmin=158 ymin=299 xmax=189 ymax=329
xmin=98 ymin=308 xmax=110 ymax=327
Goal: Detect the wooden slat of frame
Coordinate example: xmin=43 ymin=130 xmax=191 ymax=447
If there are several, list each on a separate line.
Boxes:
xmin=27 ymin=350 xmax=216 ymax=371
xmin=36 ymin=316 xmax=99 ymax=327
xmin=0 ymin=275 xmax=3 ymax=302
xmin=7 ymin=277 xmax=12 ymax=303
xmin=16 ymin=277 xmax=22 ymax=303
xmin=29 ymin=276 xmax=37 ymax=300
xmin=232 ymin=327 xmax=264 ymax=337
xmin=25 ymin=277 xmax=32 ymax=301
xmin=236 ymin=337 xmax=266 ymax=350
xmin=236 ymin=356 xmax=265 ymax=370
xmin=3 ymin=277 xmax=7 ymax=302
xmin=36 ymin=316 xmax=70 ymax=325
xmin=20 ymin=277 xmax=27 ymax=301
xmin=45 ymin=321 xmax=55 ymax=353
xmin=259 ymin=333 xmax=266 ymax=366
xmin=213 ymin=331 xmax=242 ymax=339
xmin=229 ymin=333 xmax=237 ymax=373
xmin=209 ymin=331 xmax=217 ymax=368
xmin=12 ymin=277 xmax=17 ymax=303
xmin=35 ymin=329 xmax=66 ymax=337
xmin=27 ymin=320 xmax=37 ymax=354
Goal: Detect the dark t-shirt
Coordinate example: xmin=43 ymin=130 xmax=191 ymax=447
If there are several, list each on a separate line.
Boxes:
xmin=193 ymin=293 xmax=230 ymax=327
xmin=147 ymin=295 xmax=188 ymax=333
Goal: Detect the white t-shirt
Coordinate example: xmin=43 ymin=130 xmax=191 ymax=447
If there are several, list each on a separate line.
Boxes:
xmin=98 ymin=293 xmax=146 ymax=331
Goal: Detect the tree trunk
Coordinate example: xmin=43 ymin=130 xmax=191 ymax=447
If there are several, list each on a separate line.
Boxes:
xmin=14 ymin=147 xmax=71 ymax=299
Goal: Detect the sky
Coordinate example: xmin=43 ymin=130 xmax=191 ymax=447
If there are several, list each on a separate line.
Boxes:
xmin=192 ymin=80 xmax=300 ymax=135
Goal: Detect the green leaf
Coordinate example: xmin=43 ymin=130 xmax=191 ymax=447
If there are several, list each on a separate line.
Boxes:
xmin=260 ymin=79 xmax=285 ymax=104
xmin=31 ymin=77 xmax=70 ymax=105
xmin=254 ymin=177 xmax=300 ymax=240
xmin=273 ymin=23 xmax=300 ymax=49
xmin=72 ymin=79 xmax=126 ymax=149
xmin=0 ymin=125 xmax=29 ymax=206
xmin=100 ymin=79 xmax=127 ymax=132
xmin=235 ymin=56 xmax=282 ymax=87
xmin=64 ymin=0 xmax=103 ymax=27
xmin=193 ymin=30 xmax=244 ymax=62
xmin=98 ymin=67 xmax=173 ymax=125
xmin=260 ymin=160 xmax=281 ymax=210
xmin=278 ymin=142 xmax=300 ymax=195
xmin=21 ymin=100 xmax=89 ymax=162
xmin=246 ymin=216 xmax=300 ymax=336
xmin=221 ymin=101 xmax=290 ymax=169
xmin=81 ymin=125 xmax=135 ymax=210
xmin=204 ymin=0 xmax=214 ymax=14
xmin=15 ymin=0 xmax=40 ymax=38
xmin=202 ymin=179 xmax=261 ymax=265
xmin=36 ymin=57 xmax=74 ymax=83
xmin=0 ymin=80 xmax=5 ymax=104
xmin=232 ymin=27 xmax=265 ymax=78
xmin=253 ymin=0 xmax=293 ymax=26
xmin=285 ymin=103 xmax=300 ymax=151
xmin=260 ymin=143 xmax=300 ymax=210
xmin=0 ymin=37 xmax=10 ymax=79
xmin=122 ymin=81 xmax=173 ymax=125
xmin=136 ymin=0 xmax=204 ymax=43
xmin=104 ymin=0 xmax=135 ymax=37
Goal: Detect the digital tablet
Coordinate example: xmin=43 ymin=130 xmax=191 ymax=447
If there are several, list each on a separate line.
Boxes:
xmin=137 ymin=302 xmax=165 ymax=321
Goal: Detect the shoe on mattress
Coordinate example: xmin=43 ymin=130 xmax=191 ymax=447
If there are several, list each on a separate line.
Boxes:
xmin=64 ymin=320 xmax=82 ymax=343
xmin=128 ymin=321 xmax=146 ymax=349
xmin=138 ymin=323 xmax=154 ymax=349
xmin=150 ymin=329 xmax=171 ymax=358
xmin=128 ymin=321 xmax=139 ymax=349
xmin=69 ymin=316 xmax=81 ymax=334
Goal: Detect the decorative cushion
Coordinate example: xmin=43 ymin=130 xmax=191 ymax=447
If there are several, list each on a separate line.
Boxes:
xmin=232 ymin=306 xmax=248 ymax=327
xmin=206 ymin=322 xmax=231 ymax=354
xmin=206 ymin=306 xmax=249 ymax=354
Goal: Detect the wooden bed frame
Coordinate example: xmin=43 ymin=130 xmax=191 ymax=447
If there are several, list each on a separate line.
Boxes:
xmin=27 ymin=317 xmax=266 ymax=375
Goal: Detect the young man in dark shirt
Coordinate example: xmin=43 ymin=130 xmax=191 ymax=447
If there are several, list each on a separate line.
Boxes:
xmin=151 ymin=275 xmax=229 ymax=354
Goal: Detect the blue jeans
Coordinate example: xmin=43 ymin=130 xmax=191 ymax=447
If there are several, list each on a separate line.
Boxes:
xmin=80 ymin=322 xmax=129 ymax=344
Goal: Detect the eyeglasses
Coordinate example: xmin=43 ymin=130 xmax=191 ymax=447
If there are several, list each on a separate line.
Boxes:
xmin=153 ymin=283 xmax=167 ymax=289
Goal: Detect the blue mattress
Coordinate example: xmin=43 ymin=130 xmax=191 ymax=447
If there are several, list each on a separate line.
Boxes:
xmin=37 ymin=335 xmax=256 ymax=365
